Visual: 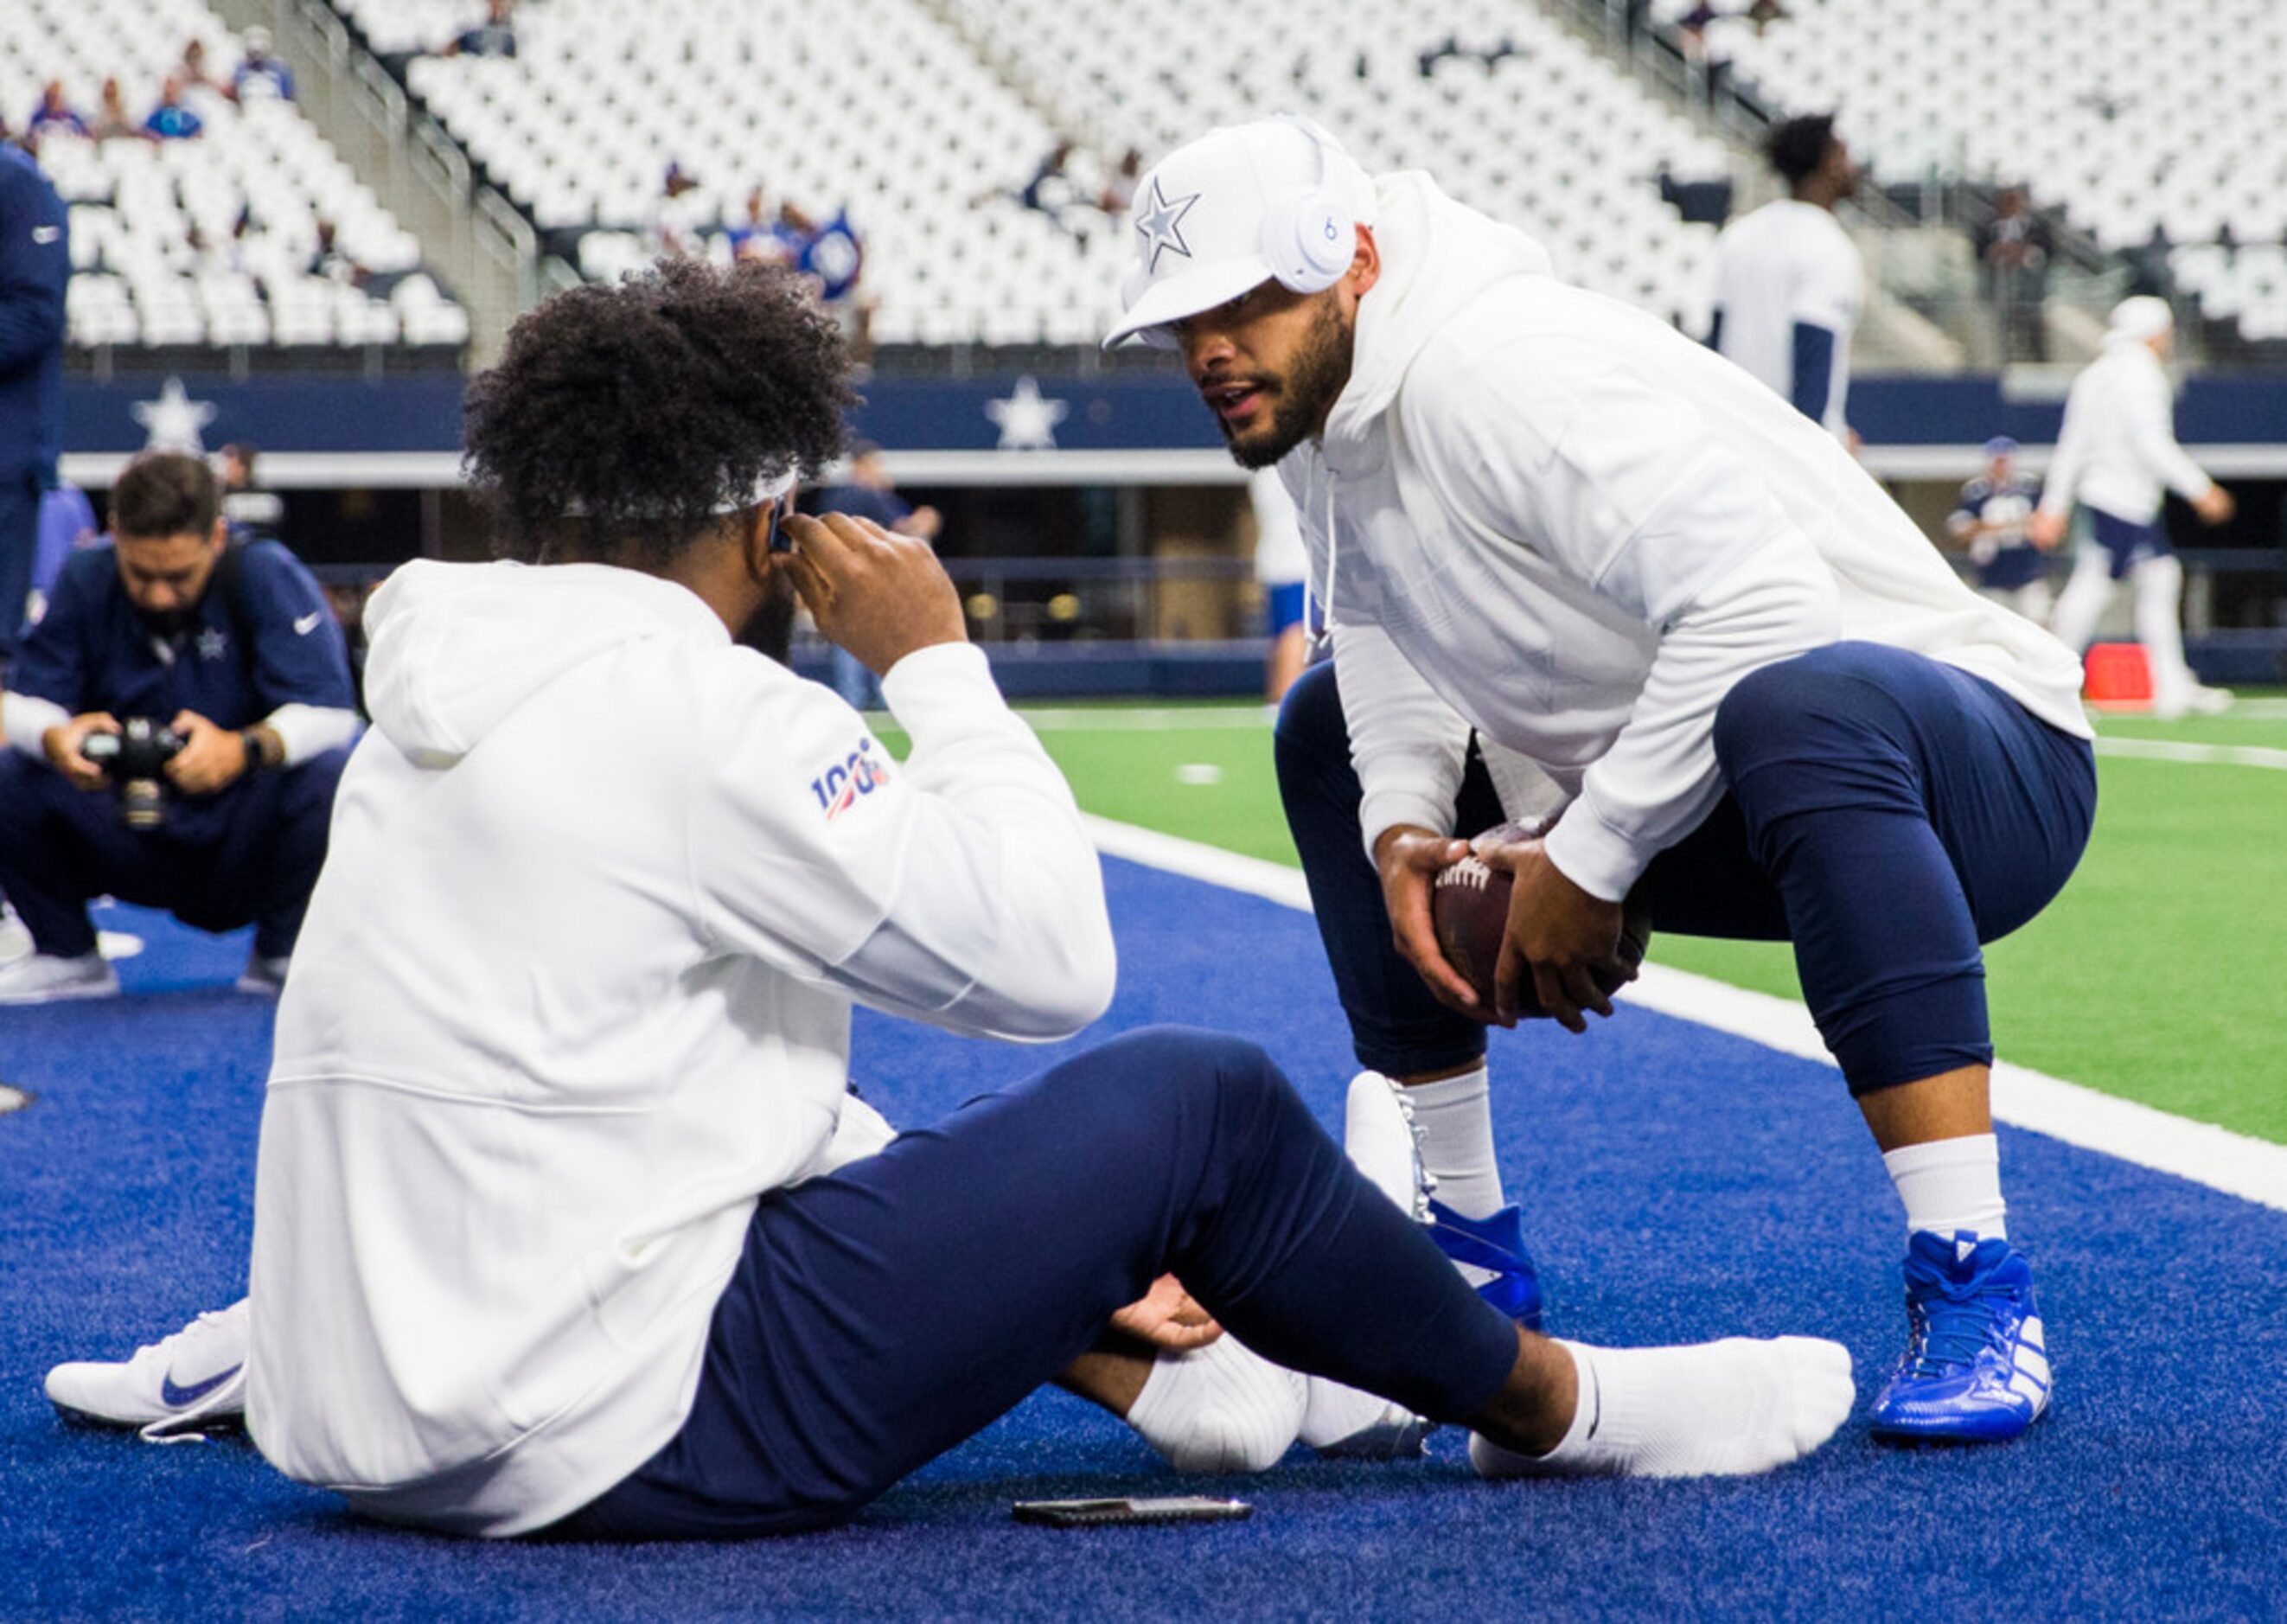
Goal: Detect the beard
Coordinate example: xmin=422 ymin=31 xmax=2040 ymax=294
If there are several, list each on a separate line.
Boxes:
xmin=1222 ymin=295 xmax=1354 ymax=470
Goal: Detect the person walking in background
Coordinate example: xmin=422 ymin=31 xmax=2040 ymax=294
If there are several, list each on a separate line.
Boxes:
xmin=2028 ymin=297 xmax=2234 ymax=719
xmin=1948 ymin=437 xmax=2052 ymax=623
xmin=0 ymin=137 xmax=67 ymax=677
xmin=1709 ymin=113 xmax=1863 ymax=443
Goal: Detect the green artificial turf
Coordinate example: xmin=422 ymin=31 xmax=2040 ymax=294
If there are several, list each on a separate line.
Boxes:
xmin=878 ymin=697 xmax=2287 ymax=1144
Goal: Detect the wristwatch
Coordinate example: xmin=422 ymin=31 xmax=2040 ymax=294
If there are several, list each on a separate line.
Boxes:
xmin=239 ymin=728 xmax=266 ymax=771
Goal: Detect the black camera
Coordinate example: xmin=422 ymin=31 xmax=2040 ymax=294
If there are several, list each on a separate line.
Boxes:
xmin=80 ymin=719 xmax=187 ymax=830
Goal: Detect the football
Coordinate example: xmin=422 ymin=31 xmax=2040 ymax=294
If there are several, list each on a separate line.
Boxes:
xmin=1430 ymin=825 xmax=1654 ymax=1017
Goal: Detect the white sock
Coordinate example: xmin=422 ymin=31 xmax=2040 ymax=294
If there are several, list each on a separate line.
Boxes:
xmin=1881 ymin=1134 xmax=2008 ymax=1243
xmin=1124 ymin=1334 xmax=1306 ymax=1474
xmin=1470 ymin=1336 xmax=1855 ymax=1480
xmin=1298 ymin=1374 xmax=1434 ymax=1459
xmin=1400 ymin=1065 xmax=1505 ymax=1218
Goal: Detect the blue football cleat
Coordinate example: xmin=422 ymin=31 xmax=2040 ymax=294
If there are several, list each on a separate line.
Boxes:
xmin=1427 ymin=1199 xmax=1545 ymax=1330
xmin=1869 ymin=1230 xmax=2051 ymax=1442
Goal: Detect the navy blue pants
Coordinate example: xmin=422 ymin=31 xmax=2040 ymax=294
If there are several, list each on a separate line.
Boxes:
xmin=1274 ymin=643 xmax=2097 ymax=1095
xmin=0 ymin=746 xmax=349 ymax=959
xmin=2090 ymin=506 xmax=2169 ymax=580
xmin=551 ymin=1028 xmax=1523 ymax=1541
xmin=0 ymin=472 xmax=37 ymax=670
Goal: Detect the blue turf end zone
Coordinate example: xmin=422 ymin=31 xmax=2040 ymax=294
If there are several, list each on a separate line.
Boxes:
xmin=3 ymin=865 xmax=2284 ymax=1621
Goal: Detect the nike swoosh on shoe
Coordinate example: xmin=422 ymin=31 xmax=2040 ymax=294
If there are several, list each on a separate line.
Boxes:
xmin=159 ymin=1365 xmax=243 ymax=1408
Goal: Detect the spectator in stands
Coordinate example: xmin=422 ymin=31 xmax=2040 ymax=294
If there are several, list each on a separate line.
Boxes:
xmin=650 ymin=163 xmax=707 ymax=259
xmin=90 ymin=80 xmax=146 ymax=143
xmin=307 ymin=219 xmax=367 ymax=287
xmin=0 ymin=453 xmax=359 ymax=1003
xmin=26 ymin=83 xmax=90 ymax=145
xmin=143 ymin=77 xmax=205 ymax=142
xmin=178 ymin=38 xmax=223 ymax=94
xmin=1099 ymin=148 xmax=1144 ymax=219
xmin=2028 ymin=296 xmax=2235 ymax=719
xmin=448 ymin=0 xmax=521 ymax=59
xmin=1947 ymin=437 xmax=2052 ymax=623
xmin=0 ymin=137 xmax=67 ymax=676
xmin=726 ymin=187 xmax=795 ymax=266
xmin=795 ymin=207 xmax=874 ymax=363
xmin=1709 ymin=112 xmax=1862 ymax=443
xmin=1974 ymin=188 xmax=2053 ymax=363
xmin=232 ymin=28 xmax=297 ymax=103
xmin=808 ymin=442 xmax=938 ymax=708
xmin=1013 ymin=140 xmax=1083 ymax=238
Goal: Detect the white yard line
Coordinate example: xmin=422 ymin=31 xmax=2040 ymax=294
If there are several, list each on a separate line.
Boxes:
xmin=1017 ymin=706 xmax=1273 ymax=732
xmin=1083 ymin=813 xmax=2287 ymax=1212
xmin=2092 ymin=736 xmax=2287 ymax=770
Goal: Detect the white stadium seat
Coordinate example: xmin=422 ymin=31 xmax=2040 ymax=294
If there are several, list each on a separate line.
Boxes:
xmin=7 ymin=0 xmax=470 ymax=351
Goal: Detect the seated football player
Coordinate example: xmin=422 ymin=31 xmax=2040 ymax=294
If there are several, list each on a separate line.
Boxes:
xmin=44 ymin=261 xmax=1851 ymax=1538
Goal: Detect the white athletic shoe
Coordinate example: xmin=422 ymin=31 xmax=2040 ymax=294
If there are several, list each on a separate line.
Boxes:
xmin=234 ymin=953 xmax=291 ymax=996
xmin=1297 ymin=1073 xmax=1440 ymax=1460
xmin=0 ymin=903 xmax=30 ymax=964
xmin=46 ymin=1300 xmax=250 ymax=1442
xmin=2186 ymin=683 xmax=2235 ymax=716
xmin=0 ymin=951 xmax=120 ymax=1005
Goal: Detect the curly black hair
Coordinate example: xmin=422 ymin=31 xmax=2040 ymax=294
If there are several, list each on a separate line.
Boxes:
xmin=1764 ymin=113 xmax=1838 ymax=188
xmin=463 ymin=258 xmax=853 ymax=567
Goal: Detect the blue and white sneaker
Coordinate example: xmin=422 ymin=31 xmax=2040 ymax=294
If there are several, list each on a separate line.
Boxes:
xmin=46 ymin=1299 xmax=249 ymax=1442
xmin=1427 ymin=1200 xmax=1545 ymax=1330
xmin=1869 ymin=1231 xmax=2050 ymax=1442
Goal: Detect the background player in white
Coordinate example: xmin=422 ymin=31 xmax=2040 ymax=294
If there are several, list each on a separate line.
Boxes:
xmin=1709 ymin=113 xmax=1863 ymax=441
xmin=2028 ymin=296 xmax=2235 ymax=719
xmin=1108 ymin=116 xmax=2094 ymax=1446
xmin=1947 ymin=436 xmax=2053 ymax=623
xmin=46 ymin=260 xmax=1852 ymax=1534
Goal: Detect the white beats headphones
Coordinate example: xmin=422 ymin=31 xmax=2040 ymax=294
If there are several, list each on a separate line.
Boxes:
xmin=1260 ymin=114 xmax=1359 ymax=295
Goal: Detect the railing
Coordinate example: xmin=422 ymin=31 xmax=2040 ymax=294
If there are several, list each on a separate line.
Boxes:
xmin=275 ymin=0 xmax=537 ymax=358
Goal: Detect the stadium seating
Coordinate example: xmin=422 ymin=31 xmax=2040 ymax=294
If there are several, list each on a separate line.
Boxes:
xmin=943 ymin=0 xmax=1734 ymax=335
xmin=2 ymin=0 xmax=468 ymax=351
xmin=340 ymin=0 xmax=1730 ymax=345
xmin=1691 ymin=0 xmax=2287 ymax=337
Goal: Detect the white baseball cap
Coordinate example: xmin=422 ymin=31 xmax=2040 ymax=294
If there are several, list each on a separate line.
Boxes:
xmin=2108 ymin=295 xmax=2175 ymax=342
xmin=1102 ymin=116 xmax=1377 ymax=350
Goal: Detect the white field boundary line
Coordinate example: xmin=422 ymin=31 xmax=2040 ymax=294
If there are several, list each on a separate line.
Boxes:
xmin=2092 ymin=737 xmax=2287 ymax=770
xmin=1082 ymin=813 xmax=2287 ymax=1213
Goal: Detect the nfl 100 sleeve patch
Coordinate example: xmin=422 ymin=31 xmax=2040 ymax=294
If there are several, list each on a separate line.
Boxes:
xmin=808 ymin=735 xmax=897 ymax=822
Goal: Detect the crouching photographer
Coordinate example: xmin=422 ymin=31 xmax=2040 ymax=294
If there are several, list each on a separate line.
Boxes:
xmin=0 ymin=451 xmax=358 ymax=1002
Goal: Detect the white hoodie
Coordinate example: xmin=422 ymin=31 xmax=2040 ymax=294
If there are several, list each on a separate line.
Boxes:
xmin=246 ymin=559 xmax=1115 ymax=1536
xmin=2037 ymin=334 xmax=2213 ymax=527
xmin=1283 ymin=173 xmax=2091 ymax=903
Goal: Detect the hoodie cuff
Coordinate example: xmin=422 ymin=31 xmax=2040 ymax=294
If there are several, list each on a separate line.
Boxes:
xmin=878 ymin=642 xmax=1006 ymax=738
xmin=1358 ymin=787 xmax=1457 ymax=865
xmin=1540 ymin=795 xmax=1650 ymax=905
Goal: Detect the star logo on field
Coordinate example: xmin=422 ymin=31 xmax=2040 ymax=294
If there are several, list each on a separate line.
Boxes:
xmin=131 ymin=376 xmax=218 ymax=455
xmin=1134 ymin=177 xmax=1200 ymax=274
xmin=985 ymin=375 xmax=1070 ymax=451
xmin=196 ymin=627 xmax=228 ymax=661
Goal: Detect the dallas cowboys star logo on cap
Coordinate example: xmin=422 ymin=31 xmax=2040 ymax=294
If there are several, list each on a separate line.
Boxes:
xmin=1134 ymin=177 xmax=1200 ymax=274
